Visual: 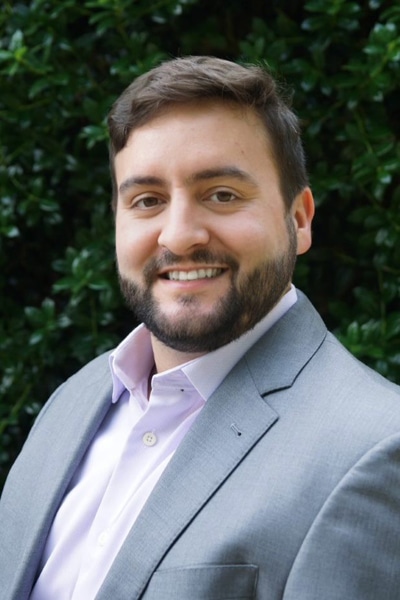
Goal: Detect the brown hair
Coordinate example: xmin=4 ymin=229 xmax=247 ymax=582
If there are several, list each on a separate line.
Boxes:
xmin=107 ymin=56 xmax=309 ymax=209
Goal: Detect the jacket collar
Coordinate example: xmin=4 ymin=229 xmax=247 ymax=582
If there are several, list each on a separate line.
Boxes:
xmin=245 ymin=289 xmax=327 ymax=396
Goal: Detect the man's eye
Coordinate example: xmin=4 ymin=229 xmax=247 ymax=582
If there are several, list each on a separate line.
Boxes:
xmin=134 ymin=196 xmax=162 ymax=209
xmin=209 ymin=191 xmax=237 ymax=203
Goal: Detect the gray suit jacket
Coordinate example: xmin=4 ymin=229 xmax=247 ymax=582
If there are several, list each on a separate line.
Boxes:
xmin=1 ymin=292 xmax=400 ymax=599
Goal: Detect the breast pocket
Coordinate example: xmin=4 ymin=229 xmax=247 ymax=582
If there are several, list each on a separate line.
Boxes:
xmin=144 ymin=564 xmax=258 ymax=599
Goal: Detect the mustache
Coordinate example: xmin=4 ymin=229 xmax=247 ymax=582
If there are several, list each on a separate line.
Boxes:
xmin=143 ymin=249 xmax=239 ymax=281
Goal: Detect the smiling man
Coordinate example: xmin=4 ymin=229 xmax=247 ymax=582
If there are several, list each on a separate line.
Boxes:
xmin=114 ymin=100 xmax=313 ymax=368
xmin=1 ymin=56 xmax=400 ymax=600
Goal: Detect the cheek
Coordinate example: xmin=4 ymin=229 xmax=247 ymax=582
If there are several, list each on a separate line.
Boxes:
xmin=115 ymin=220 xmax=153 ymax=271
xmin=230 ymin=222 xmax=284 ymax=268
xmin=115 ymin=219 xmax=129 ymax=263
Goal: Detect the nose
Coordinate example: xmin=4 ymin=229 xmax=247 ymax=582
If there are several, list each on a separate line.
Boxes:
xmin=157 ymin=197 xmax=210 ymax=255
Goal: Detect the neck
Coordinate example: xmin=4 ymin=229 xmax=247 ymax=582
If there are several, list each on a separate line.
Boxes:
xmin=150 ymin=334 xmax=205 ymax=373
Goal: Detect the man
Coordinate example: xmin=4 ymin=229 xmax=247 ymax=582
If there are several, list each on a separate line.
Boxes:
xmin=1 ymin=56 xmax=400 ymax=599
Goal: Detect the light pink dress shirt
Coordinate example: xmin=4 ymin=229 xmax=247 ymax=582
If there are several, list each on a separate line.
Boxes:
xmin=30 ymin=287 xmax=297 ymax=599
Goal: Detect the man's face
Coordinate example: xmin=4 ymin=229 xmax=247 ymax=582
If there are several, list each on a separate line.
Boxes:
xmin=114 ymin=101 xmax=313 ymax=353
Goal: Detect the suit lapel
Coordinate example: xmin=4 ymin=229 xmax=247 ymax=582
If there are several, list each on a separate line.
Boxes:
xmin=97 ymin=291 xmax=327 ymax=599
xmin=97 ymin=356 xmax=278 ymax=599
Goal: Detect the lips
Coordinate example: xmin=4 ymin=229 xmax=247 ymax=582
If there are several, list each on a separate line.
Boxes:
xmin=165 ymin=268 xmax=224 ymax=281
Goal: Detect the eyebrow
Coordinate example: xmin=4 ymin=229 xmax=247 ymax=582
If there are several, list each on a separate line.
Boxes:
xmin=188 ymin=166 xmax=258 ymax=187
xmin=119 ymin=175 xmax=165 ymax=195
xmin=118 ymin=165 xmax=258 ymax=196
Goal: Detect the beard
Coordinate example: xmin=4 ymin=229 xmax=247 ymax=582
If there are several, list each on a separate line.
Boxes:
xmin=118 ymin=218 xmax=298 ymax=353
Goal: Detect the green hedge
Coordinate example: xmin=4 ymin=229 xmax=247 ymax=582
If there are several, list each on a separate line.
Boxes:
xmin=1 ymin=0 xmax=399 ymax=488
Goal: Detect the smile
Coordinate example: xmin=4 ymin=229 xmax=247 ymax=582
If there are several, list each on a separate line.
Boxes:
xmin=166 ymin=268 xmax=224 ymax=281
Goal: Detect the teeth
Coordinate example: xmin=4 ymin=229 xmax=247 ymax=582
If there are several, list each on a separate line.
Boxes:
xmin=167 ymin=268 xmax=222 ymax=281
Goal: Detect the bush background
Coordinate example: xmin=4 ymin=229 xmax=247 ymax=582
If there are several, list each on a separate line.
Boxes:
xmin=1 ymin=0 xmax=399 ymax=488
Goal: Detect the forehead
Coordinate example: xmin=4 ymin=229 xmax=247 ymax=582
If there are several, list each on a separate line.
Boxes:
xmin=134 ymin=101 xmax=271 ymax=148
xmin=115 ymin=101 xmax=275 ymax=177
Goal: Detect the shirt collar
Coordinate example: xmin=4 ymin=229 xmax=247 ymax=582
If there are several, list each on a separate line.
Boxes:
xmin=110 ymin=286 xmax=297 ymax=403
xmin=109 ymin=325 xmax=154 ymax=403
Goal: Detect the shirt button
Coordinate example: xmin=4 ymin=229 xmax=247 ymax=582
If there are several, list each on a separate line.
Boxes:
xmin=98 ymin=532 xmax=108 ymax=547
xmin=142 ymin=432 xmax=157 ymax=447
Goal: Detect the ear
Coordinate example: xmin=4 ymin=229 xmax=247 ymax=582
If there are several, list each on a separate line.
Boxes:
xmin=291 ymin=187 xmax=315 ymax=256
